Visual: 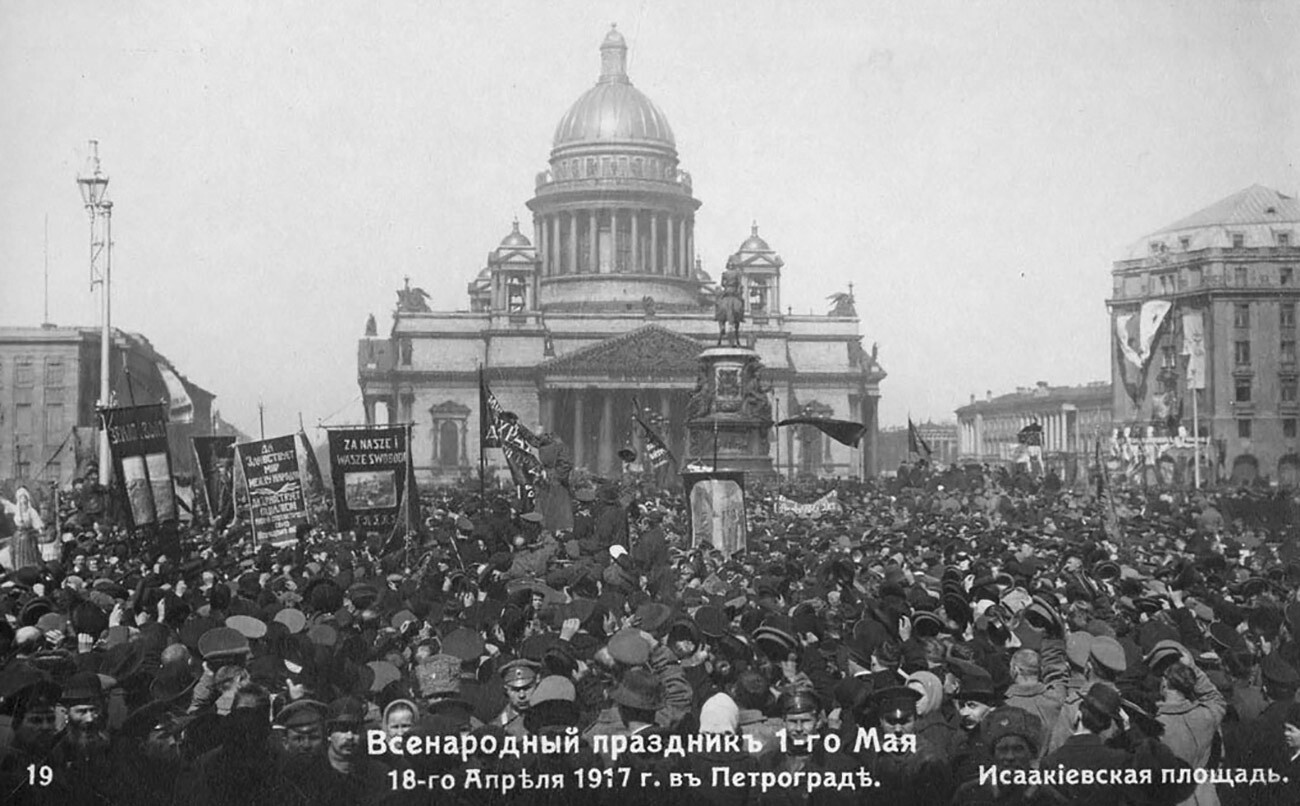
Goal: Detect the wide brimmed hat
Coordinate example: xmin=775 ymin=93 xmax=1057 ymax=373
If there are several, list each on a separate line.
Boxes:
xmin=610 ymin=668 xmax=664 ymax=711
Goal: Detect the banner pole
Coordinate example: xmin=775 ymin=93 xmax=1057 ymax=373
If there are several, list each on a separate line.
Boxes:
xmin=478 ymin=366 xmax=486 ymax=501
xmin=1192 ymin=390 xmax=1201 ymax=489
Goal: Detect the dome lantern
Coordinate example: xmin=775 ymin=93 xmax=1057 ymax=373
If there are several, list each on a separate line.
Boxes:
xmin=599 ymin=24 xmax=629 ymax=84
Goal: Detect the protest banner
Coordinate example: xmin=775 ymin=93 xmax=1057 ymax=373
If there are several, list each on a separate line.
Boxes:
xmin=101 ymin=404 xmax=177 ymax=528
xmin=774 ymin=489 xmax=842 ymax=518
xmin=326 ymin=425 xmax=412 ymax=533
xmin=236 ymin=434 xmax=309 ymax=545
xmin=682 ymin=471 xmax=747 ymax=559
xmin=192 ymin=436 xmax=237 ymax=521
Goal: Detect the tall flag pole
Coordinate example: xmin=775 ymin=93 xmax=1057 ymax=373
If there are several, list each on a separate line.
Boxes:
xmin=907 ymin=417 xmax=932 ymax=459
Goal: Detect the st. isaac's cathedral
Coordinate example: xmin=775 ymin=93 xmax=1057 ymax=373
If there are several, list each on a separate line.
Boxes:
xmin=357 ymin=26 xmax=886 ymax=484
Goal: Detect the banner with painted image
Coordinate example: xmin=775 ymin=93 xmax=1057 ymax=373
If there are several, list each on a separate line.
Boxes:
xmin=236 ymin=435 xmax=308 ymax=544
xmin=101 ymin=404 xmax=176 ymax=527
xmin=327 ymin=426 xmax=410 ymax=533
xmin=192 ymin=436 xmax=237 ymax=521
xmin=682 ymin=471 xmax=747 ymax=559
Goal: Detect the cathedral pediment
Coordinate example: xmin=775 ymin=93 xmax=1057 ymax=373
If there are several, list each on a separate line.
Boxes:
xmin=540 ymin=324 xmax=704 ymax=377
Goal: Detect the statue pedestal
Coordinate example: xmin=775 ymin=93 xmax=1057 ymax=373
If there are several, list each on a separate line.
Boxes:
xmin=685 ymin=347 xmax=775 ymax=478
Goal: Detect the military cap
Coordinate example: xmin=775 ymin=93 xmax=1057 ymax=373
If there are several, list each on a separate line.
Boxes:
xmin=35 ymin=612 xmax=68 ymax=634
xmin=390 ymin=610 xmax=418 ymax=631
xmin=1066 ymin=632 xmax=1094 ymax=668
xmin=1209 ymin=622 xmax=1245 ymax=652
xmin=608 ymin=628 xmax=651 ymax=666
xmin=1144 ymin=640 xmax=1186 ymax=673
xmin=1089 ymin=635 xmax=1127 ymax=673
xmin=225 ymin=615 xmax=267 ymax=640
xmin=694 ymin=605 xmax=729 ymax=639
xmin=529 ymin=674 xmax=576 ymax=705
xmin=873 ymin=685 xmax=922 ymax=716
xmin=275 ymin=698 xmax=329 ymax=729
xmin=456 ymin=516 xmax=475 ymax=532
xmin=521 ymin=511 xmax=544 ymax=524
xmin=1262 ymin=654 xmax=1300 ymax=688
xmin=634 ymin=602 xmax=673 ymax=634
xmin=441 ymin=626 xmax=486 ymax=661
xmin=778 ymin=688 xmax=822 ymax=717
xmin=956 ymin=669 xmax=998 ymax=703
xmin=197 ymin=626 xmax=251 ymax=661
xmin=367 ymin=661 xmax=401 ymax=693
xmin=327 ymin=696 xmax=367 ymax=728
xmin=500 ymin=658 xmax=542 ymax=687
xmin=984 ymin=706 xmax=1044 ymax=752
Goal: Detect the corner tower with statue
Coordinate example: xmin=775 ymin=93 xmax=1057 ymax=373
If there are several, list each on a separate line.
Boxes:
xmin=357 ymin=26 xmax=885 ymax=485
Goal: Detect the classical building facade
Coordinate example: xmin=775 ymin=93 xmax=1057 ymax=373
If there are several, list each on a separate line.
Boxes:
xmin=0 ymin=325 xmax=215 ymax=483
xmin=956 ymin=382 xmax=1112 ymax=471
xmin=358 ymin=27 xmax=885 ymax=484
xmin=1107 ymin=185 xmax=1300 ymax=485
xmin=877 ymin=421 xmax=959 ymax=472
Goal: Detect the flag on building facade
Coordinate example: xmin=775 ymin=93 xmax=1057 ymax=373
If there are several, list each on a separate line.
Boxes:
xmin=1181 ymin=309 xmax=1206 ymax=390
xmin=1115 ymin=300 xmax=1173 ymax=404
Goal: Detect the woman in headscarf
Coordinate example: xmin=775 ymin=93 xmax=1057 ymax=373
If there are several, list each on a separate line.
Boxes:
xmin=907 ymin=670 xmax=962 ymax=759
xmin=2 ymin=486 xmax=45 ymax=570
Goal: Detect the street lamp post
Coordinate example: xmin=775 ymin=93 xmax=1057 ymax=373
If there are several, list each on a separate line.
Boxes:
xmin=77 ymin=140 xmax=113 ymax=485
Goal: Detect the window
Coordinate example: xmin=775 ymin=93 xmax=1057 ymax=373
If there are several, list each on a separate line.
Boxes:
xmin=44 ymin=403 xmax=63 ymax=443
xmin=1235 ymin=340 xmax=1251 ymax=365
xmin=749 ymin=279 xmax=768 ymax=313
xmin=1283 ymin=340 xmax=1297 ymax=364
xmin=507 ymin=277 xmax=527 ymax=312
xmin=44 ymin=359 xmax=64 ymax=388
xmin=1238 ymin=419 xmax=1252 ymax=439
xmin=1161 ymin=345 xmax=1177 ymax=370
xmin=1279 ymin=232 xmax=1292 ymax=247
xmin=14 ymin=403 xmax=33 ymax=436
xmin=1283 ymin=379 xmax=1298 ymax=403
xmin=1234 ymin=266 xmax=1248 ymax=286
xmin=1283 ymin=267 xmax=1295 ymax=286
xmin=1283 ymin=303 xmax=1296 ymax=329
xmin=1234 ymin=304 xmax=1251 ymax=328
xmin=399 ymin=339 xmax=412 ymax=366
xmin=14 ymin=360 xmax=34 ymax=387
xmin=1235 ymin=379 xmax=1252 ymax=403
xmin=1232 ymin=233 xmax=1245 ymax=248
xmin=1286 ymin=419 xmax=1298 ymax=438
xmin=1157 ymin=273 xmax=1175 ymax=294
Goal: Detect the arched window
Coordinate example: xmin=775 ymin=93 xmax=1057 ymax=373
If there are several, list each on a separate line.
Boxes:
xmin=439 ymin=421 xmax=460 ymax=467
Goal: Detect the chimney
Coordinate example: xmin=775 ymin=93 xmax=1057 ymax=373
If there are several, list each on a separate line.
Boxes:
xmin=986 ymin=390 xmax=992 ymax=401
xmin=969 ymin=394 xmax=975 ymax=405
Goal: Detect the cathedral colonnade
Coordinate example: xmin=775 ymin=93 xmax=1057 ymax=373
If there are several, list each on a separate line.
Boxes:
xmin=538 ymin=386 xmax=690 ymax=475
xmin=533 ymin=209 xmax=693 ymax=276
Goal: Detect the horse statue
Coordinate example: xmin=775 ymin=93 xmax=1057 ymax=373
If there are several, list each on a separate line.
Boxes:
xmin=714 ymin=261 xmax=745 ymax=347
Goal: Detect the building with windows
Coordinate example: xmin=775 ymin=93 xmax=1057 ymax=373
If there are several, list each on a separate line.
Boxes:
xmin=877 ymin=421 xmax=959 ymax=472
xmin=956 ymin=382 xmax=1112 ymax=476
xmin=1107 ymin=185 xmax=1300 ymax=485
xmin=0 ymin=325 xmax=215 ymax=483
xmin=357 ymin=27 xmax=885 ymax=484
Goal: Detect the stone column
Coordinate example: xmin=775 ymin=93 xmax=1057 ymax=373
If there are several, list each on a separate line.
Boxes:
xmin=666 ymin=213 xmax=676 ymax=276
xmin=599 ymin=393 xmax=615 ymax=474
xmin=539 ymin=391 xmax=552 ymax=435
xmin=611 ymin=209 xmax=620 ymax=272
xmin=572 ymin=391 xmax=585 ymax=469
xmin=678 ymin=216 xmax=687 ymax=277
xmin=686 ymin=217 xmax=694 ymax=275
xmin=551 ymin=217 xmax=561 ymax=276
xmin=631 ymin=209 xmax=640 ymax=273
xmin=535 ymin=217 xmax=545 ymax=276
xmin=589 ymin=210 xmax=599 ymax=274
xmin=566 ymin=210 xmax=577 ymax=276
xmin=651 ymin=212 xmax=659 ymax=274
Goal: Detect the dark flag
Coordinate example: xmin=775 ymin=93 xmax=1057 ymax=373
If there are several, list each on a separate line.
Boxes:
xmin=480 ymin=367 xmax=502 ymax=449
xmin=632 ymin=396 xmax=677 ymax=469
xmin=297 ymin=429 xmax=326 ymax=499
xmin=907 ymin=418 xmax=933 ymax=458
xmin=192 ymin=436 xmax=237 ymax=524
xmin=101 ymin=403 xmax=177 ymax=528
xmin=1017 ymin=422 xmax=1044 ymax=446
xmin=776 ymin=416 xmax=866 ymax=448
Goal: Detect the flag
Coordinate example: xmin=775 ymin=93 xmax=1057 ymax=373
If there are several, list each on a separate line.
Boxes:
xmin=906 ymin=418 xmax=932 ymax=458
xmin=479 ymin=367 xmax=502 ymax=449
xmin=1017 ymin=422 xmax=1044 ymax=446
xmin=297 ymin=428 xmax=326 ymax=507
xmin=1181 ymin=310 xmax=1206 ymax=390
xmin=1115 ymin=300 xmax=1172 ymax=404
xmin=776 ymin=416 xmax=866 ymax=448
xmin=156 ymin=363 xmax=194 ymax=424
xmin=632 ymin=396 xmax=677 ymax=469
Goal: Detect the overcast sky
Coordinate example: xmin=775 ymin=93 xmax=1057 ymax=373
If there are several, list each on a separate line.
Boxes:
xmin=2 ymin=0 xmax=1297 ymax=439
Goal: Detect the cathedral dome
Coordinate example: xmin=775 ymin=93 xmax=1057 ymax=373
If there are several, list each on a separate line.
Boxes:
xmin=499 ymin=219 xmax=531 ymax=248
xmin=552 ymin=25 xmax=676 ymax=152
xmin=737 ymin=223 xmax=771 ymax=253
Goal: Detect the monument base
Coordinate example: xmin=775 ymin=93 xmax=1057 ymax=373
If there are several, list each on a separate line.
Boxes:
xmin=685 ymin=347 xmax=775 ymax=478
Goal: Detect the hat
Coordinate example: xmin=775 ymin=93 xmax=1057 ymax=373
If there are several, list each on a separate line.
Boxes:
xmin=521 ymin=511 xmax=544 ymax=524
xmin=957 ymin=669 xmax=998 ymax=703
xmin=366 ymin=661 xmax=401 ymax=693
xmin=441 ymin=627 xmax=485 ymax=661
xmin=306 ymin=623 xmax=338 ymax=648
xmin=1066 ymin=632 xmax=1094 ymax=668
xmin=778 ymin=688 xmax=821 ymax=717
xmin=416 ymin=654 xmax=462 ymax=698
xmin=694 ymin=605 xmax=728 ymax=639
xmin=608 ymin=629 xmax=651 ymax=666
xmin=1081 ymin=682 xmax=1123 ymax=721
xmin=197 ymin=627 xmax=251 ymax=662
xmin=275 ymin=699 xmax=328 ymax=729
xmin=634 ymin=603 xmax=673 ymax=634
xmin=617 ymin=448 xmax=637 ymax=463
xmin=1262 ymin=654 xmax=1300 ymax=688
xmin=1089 ymin=636 xmax=1127 ymax=673
xmin=225 ymin=615 xmax=267 ymax=640
xmin=326 ymin=696 xmax=366 ymax=729
xmin=529 ymin=674 xmax=576 ymax=705
xmin=609 ymin=545 xmax=628 ymax=561
xmin=984 ymin=706 xmax=1044 ymax=752
xmin=500 ymin=658 xmax=542 ymax=687
xmin=456 ymin=516 xmax=475 ymax=532
xmin=60 ymin=671 xmax=103 ymax=705
xmin=1144 ymin=640 xmax=1186 ymax=674
xmin=873 ymin=685 xmax=922 ymax=718
xmin=610 ymin=668 xmax=663 ymax=711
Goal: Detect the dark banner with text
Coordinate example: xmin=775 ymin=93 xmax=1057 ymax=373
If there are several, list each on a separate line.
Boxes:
xmin=236 ymin=435 xmax=308 ymax=545
xmin=327 ymin=426 xmax=410 ymax=533
xmin=101 ymin=404 xmax=177 ymax=528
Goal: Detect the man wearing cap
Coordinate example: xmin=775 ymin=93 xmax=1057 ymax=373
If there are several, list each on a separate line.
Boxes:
xmin=1040 ymin=682 xmax=1138 ymax=803
xmin=1223 ymin=653 xmax=1300 ymax=806
xmin=1149 ymin=643 xmax=1226 ymax=806
xmin=495 ymin=657 xmax=542 ymax=737
xmin=1044 ymin=632 xmax=1127 ymax=755
xmin=857 ymin=686 xmax=954 ymax=806
xmin=275 ymin=698 xmax=329 ymax=767
xmin=758 ymin=689 xmax=860 ymax=806
xmin=0 ymin=682 xmax=72 ymax=806
xmin=951 ymin=706 xmax=1069 ymax=805
xmin=291 ymin=696 xmax=391 ymax=806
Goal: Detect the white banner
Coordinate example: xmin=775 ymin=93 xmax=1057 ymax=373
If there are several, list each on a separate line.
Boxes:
xmin=774 ymin=490 xmax=842 ymax=517
xmin=1181 ymin=310 xmax=1206 ymax=390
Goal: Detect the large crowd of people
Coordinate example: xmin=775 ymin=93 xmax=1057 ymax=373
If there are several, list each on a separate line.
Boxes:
xmin=2 ymin=462 xmax=1300 ymax=805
